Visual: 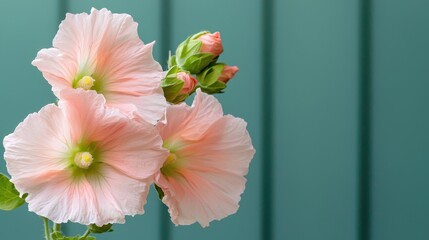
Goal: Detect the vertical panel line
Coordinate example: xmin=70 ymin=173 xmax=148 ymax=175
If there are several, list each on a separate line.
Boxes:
xmin=358 ymin=0 xmax=372 ymax=239
xmin=159 ymin=0 xmax=172 ymax=240
xmin=58 ymin=0 xmax=68 ymax=23
xmin=262 ymin=0 xmax=274 ymax=239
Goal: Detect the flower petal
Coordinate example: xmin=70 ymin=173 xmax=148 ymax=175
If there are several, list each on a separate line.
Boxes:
xmin=31 ymin=48 xmax=77 ymax=95
xmin=33 ymin=8 xmax=166 ymax=124
xmin=108 ymin=89 xmax=167 ymax=125
xmin=58 ymin=89 xmax=109 ymax=143
xmin=158 ymin=89 xmax=223 ymax=141
xmin=89 ymin=165 xmax=152 ymax=226
xmin=13 ymin=170 xmax=99 ymax=225
xmin=4 ymin=104 xmax=71 ymax=180
xmin=156 ymin=97 xmax=255 ymax=226
xmin=4 ymin=87 xmax=167 ymax=225
xmin=100 ymin=117 xmax=168 ymax=180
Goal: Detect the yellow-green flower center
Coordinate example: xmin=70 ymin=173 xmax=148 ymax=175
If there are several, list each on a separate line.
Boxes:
xmin=76 ymin=76 xmax=95 ymax=90
xmin=67 ymin=142 xmax=103 ymax=180
xmin=164 ymin=153 xmax=177 ymax=166
xmin=73 ymin=151 xmax=93 ymax=169
xmin=160 ymin=152 xmax=181 ymax=177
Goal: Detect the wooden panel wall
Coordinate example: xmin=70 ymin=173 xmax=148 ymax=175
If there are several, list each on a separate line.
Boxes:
xmin=371 ymin=1 xmax=429 ymax=239
xmin=273 ymin=1 xmax=360 ymax=240
xmin=1 ymin=1 xmax=428 ymax=240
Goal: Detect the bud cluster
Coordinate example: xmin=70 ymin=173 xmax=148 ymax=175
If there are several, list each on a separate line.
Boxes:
xmin=162 ymin=31 xmax=239 ymax=104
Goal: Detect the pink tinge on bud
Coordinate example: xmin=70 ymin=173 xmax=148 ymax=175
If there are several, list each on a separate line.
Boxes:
xmin=177 ymin=72 xmax=198 ymax=94
xmin=198 ymin=32 xmax=224 ymax=57
xmin=219 ymin=65 xmax=239 ymax=84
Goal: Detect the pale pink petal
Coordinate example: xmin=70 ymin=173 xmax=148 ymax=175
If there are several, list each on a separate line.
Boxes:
xmin=157 ymin=89 xmax=223 ymax=141
xmin=14 ymin=171 xmax=99 ymax=225
xmin=181 ymin=116 xmax=254 ymax=177
xmin=3 ymin=104 xmax=71 ymax=179
xmin=32 ymin=8 xmax=166 ymax=124
xmin=58 ymin=89 xmax=108 ymax=143
xmin=99 ymin=42 xmax=162 ymax=94
xmin=4 ymin=89 xmax=167 ymax=225
xmin=157 ymin=170 xmax=246 ymax=227
xmin=89 ymin=166 xmax=151 ymax=226
xmin=156 ymin=91 xmax=255 ymax=227
xmin=99 ymin=117 xmax=168 ymax=180
xmin=31 ymin=48 xmax=77 ymax=95
xmin=59 ymin=89 xmax=167 ymax=179
xmin=108 ymin=90 xmax=168 ymax=125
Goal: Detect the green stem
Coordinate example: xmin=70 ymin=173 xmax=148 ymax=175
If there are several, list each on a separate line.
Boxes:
xmin=79 ymin=229 xmax=91 ymax=240
xmin=54 ymin=223 xmax=61 ymax=232
xmin=42 ymin=217 xmax=51 ymax=240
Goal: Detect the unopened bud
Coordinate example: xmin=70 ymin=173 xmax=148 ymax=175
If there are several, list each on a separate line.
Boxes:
xmin=218 ymin=65 xmax=239 ymax=84
xmin=175 ymin=31 xmax=223 ymax=74
xmin=161 ymin=66 xmax=198 ymax=104
xmin=196 ymin=32 xmax=224 ymax=58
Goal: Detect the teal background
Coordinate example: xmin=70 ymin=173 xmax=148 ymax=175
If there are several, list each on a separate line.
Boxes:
xmin=0 ymin=0 xmax=428 ymax=240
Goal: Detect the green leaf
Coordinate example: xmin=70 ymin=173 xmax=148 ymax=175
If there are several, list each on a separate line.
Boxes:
xmin=0 ymin=173 xmax=26 ymax=211
xmin=89 ymin=223 xmax=113 ymax=234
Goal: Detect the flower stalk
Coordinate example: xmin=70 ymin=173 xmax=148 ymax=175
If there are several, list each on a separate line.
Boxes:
xmin=42 ymin=217 xmax=51 ymax=240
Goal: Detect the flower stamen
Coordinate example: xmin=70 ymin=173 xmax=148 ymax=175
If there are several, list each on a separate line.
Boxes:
xmin=164 ymin=153 xmax=177 ymax=166
xmin=77 ymin=76 xmax=95 ymax=90
xmin=74 ymin=152 xmax=94 ymax=169
xmin=160 ymin=153 xmax=179 ymax=177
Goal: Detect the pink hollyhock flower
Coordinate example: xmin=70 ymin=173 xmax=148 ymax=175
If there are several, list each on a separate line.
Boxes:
xmin=3 ymin=89 xmax=168 ymax=226
xmin=176 ymin=72 xmax=197 ymax=94
xmin=32 ymin=8 xmax=166 ymax=124
xmin=198 ymin=32 xmax=224 ymax=57
xmin=155 ymin=89 xmax=255 ymax=227
xmin=218 ymin=65 xmax=239 ymax=83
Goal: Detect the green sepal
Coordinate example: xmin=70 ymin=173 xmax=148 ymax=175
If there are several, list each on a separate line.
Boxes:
xmin=197 ymin=63 xmax=227 ymax=94
xmin=175 ymin=33 xmax=215 ymax=74
xmin=154 ymin=184 xmax=165 ymax=200
xmin=161 ymin=66 xmax=184 ymax=103
xmin=199 ymin=81 xmax=226 ymax=94
xmin=176 ymin=36 xmax=200 ymax=65
xmin=89 ymin=223 xmax=113 ymax=234
xmin=190 ymin=30 xmax=210 ymax=40
xmin=168 ymin=55 xmax=177 ymax=69
xmin=51 ymin=231 xmax=96 ymax=240
xmin=180 ymin=53 xmax=215 ymax=74
xmin=51 ymin=231 xmax=64 ymax=239
xmin=0 ymin=173 xmax=26 ymax=211
xmin=161 ymin=66 xmax=194 ymax=104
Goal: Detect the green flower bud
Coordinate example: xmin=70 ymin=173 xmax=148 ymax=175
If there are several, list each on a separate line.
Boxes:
xmin=175 ymin=31 xmax=221 ymax=74
xmin=162 ymin=66 xmax=198 ymax=104
xmin=196 ymin=63 xmax=228 ymax=94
